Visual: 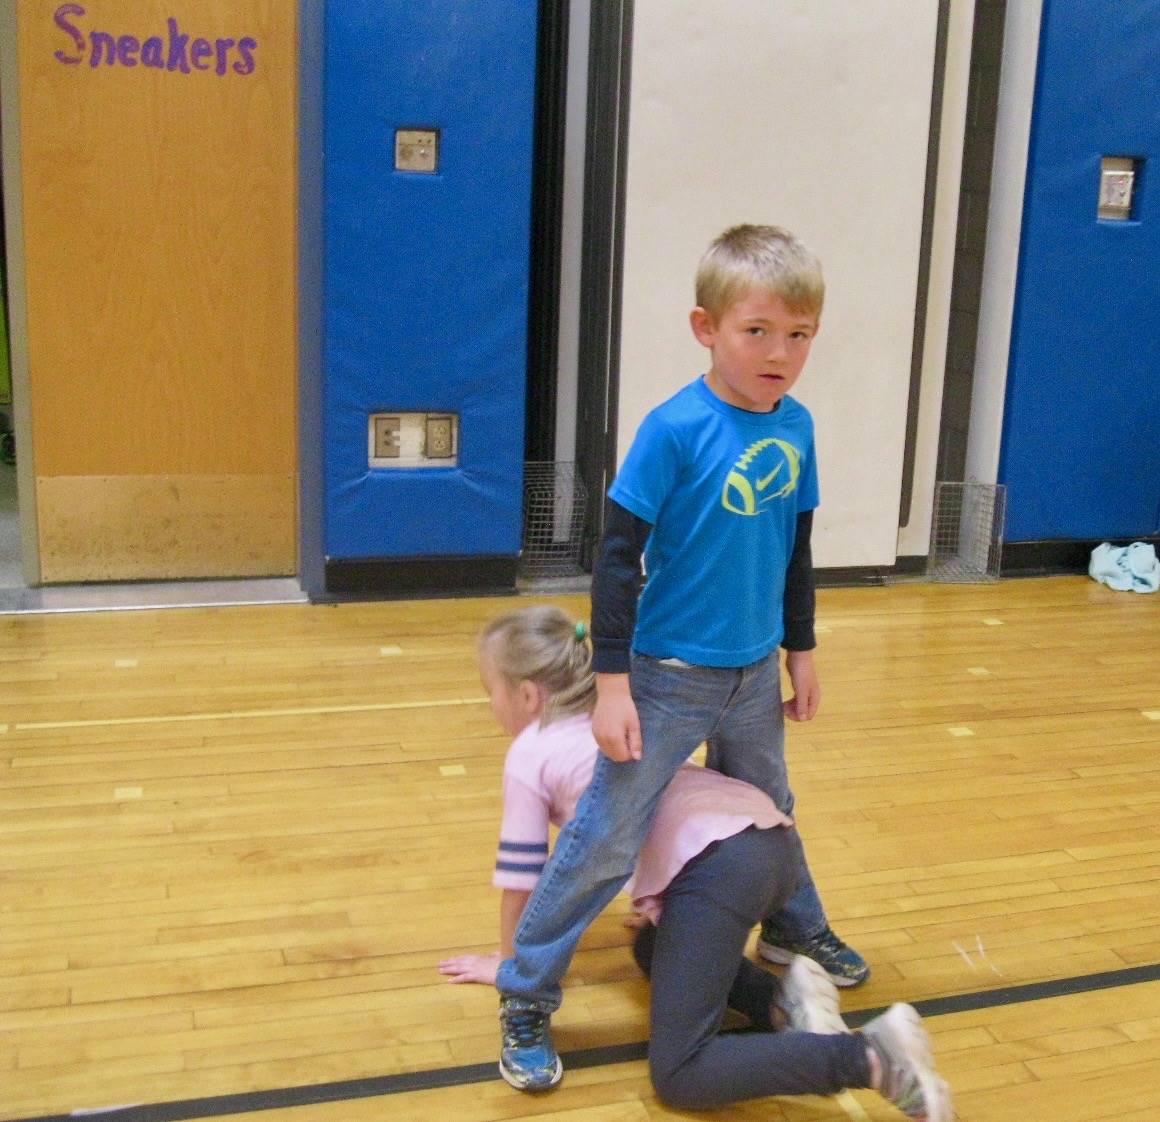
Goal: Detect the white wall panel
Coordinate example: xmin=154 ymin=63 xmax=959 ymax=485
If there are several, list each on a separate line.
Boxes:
xmin=617 ymin=1 xmax=940 ymax=567
xmin=966 ymin=0 xmax=1042 ymax=487
xmin=898 ymin=0 xmax=977 ymax=557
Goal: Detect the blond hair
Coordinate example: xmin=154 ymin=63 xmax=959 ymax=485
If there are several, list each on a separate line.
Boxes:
xmin=695 ymin=224 xmax=824 ymax=322
xmin=479 ymin=605 xmax=595 ymax=723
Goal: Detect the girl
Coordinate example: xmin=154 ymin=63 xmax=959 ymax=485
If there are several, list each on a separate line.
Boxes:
xmin=438 ymin=606 xmax=951 ymax=1120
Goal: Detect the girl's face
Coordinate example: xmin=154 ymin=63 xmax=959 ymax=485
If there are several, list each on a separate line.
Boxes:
xmin=479 ymin=650 xmax=544 ymax=737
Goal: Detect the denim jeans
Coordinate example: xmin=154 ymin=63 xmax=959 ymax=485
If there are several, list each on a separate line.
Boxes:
xmin=495 ymin=651 xmax=829 ymax=1010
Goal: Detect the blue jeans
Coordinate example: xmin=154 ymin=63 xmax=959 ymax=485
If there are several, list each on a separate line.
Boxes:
xmin=495 ymin=651 xmax=829 ymax=1010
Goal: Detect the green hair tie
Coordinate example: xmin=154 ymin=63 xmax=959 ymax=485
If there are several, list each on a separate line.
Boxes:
xmin=574 ymin=621 xmax=587 ymax=641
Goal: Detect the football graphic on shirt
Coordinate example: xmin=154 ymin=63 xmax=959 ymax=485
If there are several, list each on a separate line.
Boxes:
xmin=721 ymin=437 xmax=802 ymax=516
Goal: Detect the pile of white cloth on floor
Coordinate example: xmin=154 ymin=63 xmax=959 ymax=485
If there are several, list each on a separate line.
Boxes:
xmin=1089 ymin=542 xmax=1160 ymax=593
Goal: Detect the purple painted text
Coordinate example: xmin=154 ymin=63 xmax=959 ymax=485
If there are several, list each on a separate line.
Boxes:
xmin=54 ymin=5 xmax=258 ymax=76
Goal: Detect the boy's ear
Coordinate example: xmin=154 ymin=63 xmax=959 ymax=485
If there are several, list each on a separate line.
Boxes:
xmin=689 ymin=306 xmax=717 ymax=348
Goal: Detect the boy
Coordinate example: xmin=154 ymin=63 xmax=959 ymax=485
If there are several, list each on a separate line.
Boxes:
xmin=494 ymin=225 xmax=866 ymax=1091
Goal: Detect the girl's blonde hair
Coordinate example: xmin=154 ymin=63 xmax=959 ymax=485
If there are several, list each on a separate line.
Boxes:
xmin=695 ymin=224 xmax=825 ymax=322
xmin=479 ymin=605 xmax=595 ymax=723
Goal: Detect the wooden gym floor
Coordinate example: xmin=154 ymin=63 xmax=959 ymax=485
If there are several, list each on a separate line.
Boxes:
xmin=2 ymin=576 xmax=1158 ymax=1122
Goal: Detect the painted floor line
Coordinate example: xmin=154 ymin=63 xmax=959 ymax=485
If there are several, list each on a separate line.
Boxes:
xmin=835 ymin=1090 xmax=873 ymax=1121
xmin=13 ymin=697 xmax=489 ymax=732
xmin=7 ymin=963 xmax=1159 ymax=1122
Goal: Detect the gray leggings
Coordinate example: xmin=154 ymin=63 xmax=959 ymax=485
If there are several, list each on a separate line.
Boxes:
xmin=632 ymin=825 xmax=871 ymax=1110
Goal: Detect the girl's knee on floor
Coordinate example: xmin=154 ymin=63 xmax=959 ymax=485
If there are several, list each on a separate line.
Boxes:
xmin=649 ymin=1055 xmax=720 ymax=1112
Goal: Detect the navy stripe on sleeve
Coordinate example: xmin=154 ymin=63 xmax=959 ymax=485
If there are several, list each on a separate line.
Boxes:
xmin=497 ymin=840 xmax=549 ymax=854
xmin=495 ymin=859 xmax=547 ymax=874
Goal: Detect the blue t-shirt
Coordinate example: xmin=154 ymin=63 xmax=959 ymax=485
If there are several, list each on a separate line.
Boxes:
xmin=608 ymin=377 xmax=819 ymax=667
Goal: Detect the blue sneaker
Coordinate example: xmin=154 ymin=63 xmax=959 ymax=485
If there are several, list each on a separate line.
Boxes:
xmin=757 ymin=922 xmax=870 ymax=987
xmin=498 ymin=997 xmax=563 ymax=1091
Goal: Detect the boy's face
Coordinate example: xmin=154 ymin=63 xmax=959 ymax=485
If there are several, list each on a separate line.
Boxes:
xmin=691 ymin=289 xmax=819 ymax=413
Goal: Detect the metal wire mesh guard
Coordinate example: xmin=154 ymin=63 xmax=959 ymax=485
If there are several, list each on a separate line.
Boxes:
xmin=927 ymin=482 xmax=1007 ymax=583
xmin=520 ymin=462 xmax=588 ymax=578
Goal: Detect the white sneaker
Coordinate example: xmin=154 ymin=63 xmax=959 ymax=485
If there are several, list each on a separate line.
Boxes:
xmin=779 ymin=954 xmax=849 ymax=1034
xmin=862 ymin=1003 xmax=954 ymax=1122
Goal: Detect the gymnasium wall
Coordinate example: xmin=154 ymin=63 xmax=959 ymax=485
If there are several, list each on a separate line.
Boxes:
xmin=14 ymin=1 xmax=298 ymax=582
xmin=998 ymin=0 xmax=1160 ymax=542
xmin=616 ymin=1 xmax=943 ymax=569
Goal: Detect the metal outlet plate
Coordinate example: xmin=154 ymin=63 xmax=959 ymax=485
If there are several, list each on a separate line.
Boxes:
xmin=395 ymin=129 xmax=439 ymax=173
xmin=1098 ymin=156 xmax=1138 ymax=220
xmin=369 ymin=412 xmax=458 ymax=468
xmin=425 ymin=415 xmax=454 ymax=458
xmin=371 ymin=415 xmax=401 ymax=460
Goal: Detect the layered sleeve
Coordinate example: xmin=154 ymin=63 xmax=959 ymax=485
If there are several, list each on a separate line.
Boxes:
xmin=782 ymin=508 xmax=816 ymax=651
xmin=590 ymin=498 xmax=652 ymax=674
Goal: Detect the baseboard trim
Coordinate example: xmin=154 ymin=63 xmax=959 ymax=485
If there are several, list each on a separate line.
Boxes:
xmin=819 ymin=537 xmax=1160 ymax=586
xmin=1001 ymin=536 xmax=1160 ymax=578
xmin=816 ymin=556 xmax=927 ymax=587
xmin=318 ymin=538 xmax=1160 ymax=599
xmin=321 ymin=555 xmax=519 ymax=600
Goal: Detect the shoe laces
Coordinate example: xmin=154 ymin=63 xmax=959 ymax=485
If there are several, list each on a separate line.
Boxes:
xmin=813 ymin=926 xmax=848 ymax=955
xmin=502 ymin=1003 xmax=549 ymax=1049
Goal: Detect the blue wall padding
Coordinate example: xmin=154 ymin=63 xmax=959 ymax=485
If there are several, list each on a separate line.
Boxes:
xmin=1000 ymin=0 xmax=1160 ymax=541
xmin=323 ymin=2 xmax=538 ymax=559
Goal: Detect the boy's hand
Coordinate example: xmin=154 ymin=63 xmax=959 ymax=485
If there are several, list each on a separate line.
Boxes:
xmin=783 ymin=649 xmax=821 ymax=721
xmin=593 ymin=673 xmax=643 ymax=761
xmin=437 ymin=950 xmax=501 ymax=985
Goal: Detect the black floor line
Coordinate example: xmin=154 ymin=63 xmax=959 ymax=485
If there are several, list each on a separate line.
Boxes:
xmin=9 ymin=962 xmax=1160 ymax=1122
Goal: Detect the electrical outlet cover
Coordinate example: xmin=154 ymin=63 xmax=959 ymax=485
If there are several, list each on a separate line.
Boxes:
xmin=426 ymin=415 xmax=454 ymax=458
xmin=372 ymin=415 xmax=401 ymax=458
xmin=369 ymin=412 xmax=458 ymax=468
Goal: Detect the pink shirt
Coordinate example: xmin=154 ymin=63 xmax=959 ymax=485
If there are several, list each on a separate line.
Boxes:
xmin=493 ymin=713 xmax=790 ymax=922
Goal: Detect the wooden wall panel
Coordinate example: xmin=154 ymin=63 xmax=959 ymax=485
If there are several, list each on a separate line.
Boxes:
xmin=35 ymin=472 xmax=296 ymax=581
xmin=17 ymin=0 xmax=297 ymax=579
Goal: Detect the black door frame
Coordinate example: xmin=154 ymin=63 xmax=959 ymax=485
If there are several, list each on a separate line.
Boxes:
xmin=573 ymin=0 xmax=633 ymax=564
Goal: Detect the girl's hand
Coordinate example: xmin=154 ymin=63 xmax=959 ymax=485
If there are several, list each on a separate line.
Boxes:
xmin=437 ymin=950 xmax=501 ymax=985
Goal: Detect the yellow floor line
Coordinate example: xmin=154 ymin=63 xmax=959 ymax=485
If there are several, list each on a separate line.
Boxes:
xmin=15 ymin=696 xmax=489 ymax=731
xmin=835 ymin=1090 xmax=873 ymax=1120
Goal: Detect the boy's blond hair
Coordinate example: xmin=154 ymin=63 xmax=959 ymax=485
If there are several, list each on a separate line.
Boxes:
xmin=695 ymin=224 xmax=824 ymax=322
